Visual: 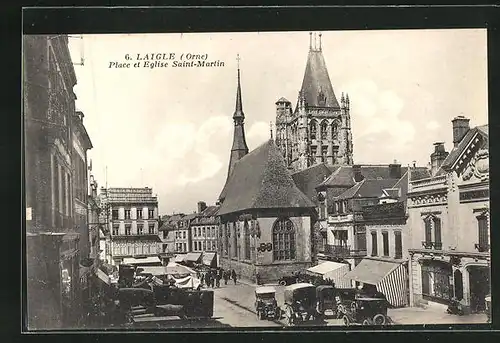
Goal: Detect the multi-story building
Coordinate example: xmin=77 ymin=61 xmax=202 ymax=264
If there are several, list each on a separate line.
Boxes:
xmin=99 ymin=187 xmax=160 ymax=266
xmin=158 ymin=215 xmax=176 ymax=255
xmin=275 ymin=32 xmax=354 ymax=172
xmin=24 ymin=34 xmax=93 ymax=329
xmin=87 ymin=174 xmax=101 ymax=263
xmin=407 ymin=116 xmax=490 ymax=314
xmin=190 ymin=202 xmax=220 ymax=267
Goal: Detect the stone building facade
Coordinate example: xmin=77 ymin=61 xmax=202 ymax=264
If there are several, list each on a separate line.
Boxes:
xmin=190 ymin=202 xmax=220 ymax=254
xmin=24 ymin=34 xmax=93 ymax=329
xmin=218 ymin=140 xmax=316 ymax=283
xmin=99 ymin=187 xmax=160 ymax=265
xmin=407 ymin=117 xmax=490 ymax=314
xmin=275 ymin=32 xmax=353 ymax=172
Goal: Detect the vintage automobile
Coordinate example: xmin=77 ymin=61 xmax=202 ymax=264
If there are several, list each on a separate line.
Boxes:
xmin=315 ymin=285 xmax=336 ymax=317
xmin=337 ymin=295 xmax=389 ymax=326
xmin=116 ymin=284 xmax=214 ymax=323
xmin=254 ymin=286 xmax=280 ymax=320
xmin=281 ymin=283 xmax=317 ymax=326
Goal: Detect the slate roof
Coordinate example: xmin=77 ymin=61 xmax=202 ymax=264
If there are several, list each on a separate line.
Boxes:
xmin=438 ymin=125 xmax=489 ymax=173
xmin=336 ymin=178 xmax=402 ymax=200
xmin=409 ymin=167 xmax=432 ymax=181
xmin=291 ymin=162 xmax=339 ymax=203
xmin=200 ymin=205 xmax=220 ymax=217
xmin=318 ymin=165 xmax=409 ymax=189
xmin=158 ymin=223 xmax=176 ymax=232
xmin=298 ymin=49 xmax=340 ymax=109
xmin=218 ymin=140 xmax=316 ymax=216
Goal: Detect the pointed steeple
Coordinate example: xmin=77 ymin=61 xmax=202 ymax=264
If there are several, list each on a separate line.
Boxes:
xmin=297 ymin=32 xmax=340 ymax=109
xmin=234 ymin=54 xmax=244 ymax=119
xmin=221 ymin=54 xmax=249 ymax=201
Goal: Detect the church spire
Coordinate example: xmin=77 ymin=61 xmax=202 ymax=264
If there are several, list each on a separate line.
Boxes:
xmin=297 ymin=31 xmax=340 ymax=109
xmin=234 ymin=54 xmax=244 ymax=119
xmin=225 ymin=54 xmax=249 ymax=185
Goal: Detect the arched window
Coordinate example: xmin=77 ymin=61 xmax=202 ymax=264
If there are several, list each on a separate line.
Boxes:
xmin=309 ymin=120 xmax=317 ymax=140
xmin=224 ymin=223 xmax=229 ymax=256
xmin=320 ymin=121 xmax=328 ymax=140
xmin=272 ymin=218 xmax=296 ymax=261
xmin=331 ymin=123 xmax=338 ymax=139
xmin=244 ymin=220 xmax=251 ymax=260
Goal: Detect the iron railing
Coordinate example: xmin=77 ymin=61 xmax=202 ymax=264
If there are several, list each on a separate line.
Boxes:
xmin=324 ymin=244 xmax=367 ymax=258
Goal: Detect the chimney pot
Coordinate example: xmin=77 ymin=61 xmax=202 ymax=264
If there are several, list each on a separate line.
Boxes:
xmin=452 ymin=116 xmax=470 ymax=147
xmin=430 ymin=142 xmax=449 ymax=176
xmin=389 ymin=162 xmax=402 ymax=179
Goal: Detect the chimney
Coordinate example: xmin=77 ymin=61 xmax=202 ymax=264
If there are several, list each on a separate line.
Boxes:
xmin=452 ymin=116 xmax=470 ymax=147
xmin=430 ymin=142 xmax=449 ymax=176
xmin=197 ymin=201 xmax=207 ymax=214
xmin=352 ymin=164 xmax=363 ymax=182
xmin=389 ymin=160 xmax=402 ymax=179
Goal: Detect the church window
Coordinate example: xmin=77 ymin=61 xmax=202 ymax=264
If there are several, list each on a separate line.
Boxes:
xmin=320 ymin=121 xmax=328 ymax=140
xmin=309 ymin=120 xmax=317 ymax=140
xmin=244 ymin=220 xmax=251 ymax=260
xmin=272 ymin=218 xmax=296 ymax=261
xmin=332 ymin=124 xmax=338 ymax=139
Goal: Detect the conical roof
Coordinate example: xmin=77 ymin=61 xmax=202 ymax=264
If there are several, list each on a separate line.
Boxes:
xmin=299 ymin=49 xmax=339 ymax=108
xmin=218 ymin=140 xmax=315 ymax=215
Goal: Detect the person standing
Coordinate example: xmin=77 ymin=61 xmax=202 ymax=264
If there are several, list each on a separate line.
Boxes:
xmin=215 ymin=271 xmax=221 ymax=288
xmin=231 ymin=269 xmax=237 ymax=285
xmin=255 ymin=272 xmax=261 ymax=285
xmin=206 ymin=272 xmax=212 ymax=288
xmin=223 ymin=270 xmax=229 ymax=285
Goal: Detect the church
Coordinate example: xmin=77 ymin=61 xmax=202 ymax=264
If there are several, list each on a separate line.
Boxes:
xmin=217 ymin=53 xmax=317 ymax=283
xmin=275 ymin=32 xmax=354 ymax=172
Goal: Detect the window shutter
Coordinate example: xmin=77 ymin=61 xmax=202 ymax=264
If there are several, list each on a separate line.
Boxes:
xmin=424 ymin=218 xmax=432 ymax=243
xmin=478 ymin=215 xmax=488 ymax=249
xmin=434 ymin=217 xmax=442 ymax=244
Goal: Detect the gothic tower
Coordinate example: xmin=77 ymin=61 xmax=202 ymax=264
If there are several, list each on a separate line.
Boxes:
xmin=275 ymin=32 xmax=354 ymax=171
xmin=219 ymin=55 xmax=249 ymax=204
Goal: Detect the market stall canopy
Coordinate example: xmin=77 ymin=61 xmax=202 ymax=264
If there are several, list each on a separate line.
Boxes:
xmin=167 ymin=262 xmax=197 ymax=276
xmin=202 ymin=252 xmax=216 ymax=267
xmin=345 ymin=258 xmax=408 ymax=308
xmin=185 ymin=252 xmax=202 ymax=263
xmin=96 ymin=268 xmax=110 ymax=286
xmin=122 ymin=256 xmax=162 ymax=266
xmin=174 ymin=254 xmax=186 ymax=263
xmin=306 ymin=261 xmax=351 ymax=288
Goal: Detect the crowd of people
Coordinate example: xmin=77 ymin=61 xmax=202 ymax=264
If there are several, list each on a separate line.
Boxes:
xmin=196 ymin=268 xmax=238 ymax=289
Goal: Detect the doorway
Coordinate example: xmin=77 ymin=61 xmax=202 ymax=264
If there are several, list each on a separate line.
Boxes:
xmin=468 ymin=265 xmax=490 ymax=313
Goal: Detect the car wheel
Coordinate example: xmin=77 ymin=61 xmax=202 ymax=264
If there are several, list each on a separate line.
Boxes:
xmin=342 ymin=315 xmax=350 ymax=326
xmin=362 ymin=318 xmax=373 ymax=325
xmin=279 ymin=280 xmax=287 ymax=286
xmin=373 ymin=314 xmax=386 ymax=325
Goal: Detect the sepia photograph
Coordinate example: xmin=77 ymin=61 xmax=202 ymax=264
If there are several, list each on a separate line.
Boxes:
xmin=23 ymin=28 xmax=490 ymax=330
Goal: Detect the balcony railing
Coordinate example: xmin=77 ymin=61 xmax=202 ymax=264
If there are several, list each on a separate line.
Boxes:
xmin=421 ymin=241 xmax=443 ymax=250
xmin=324 ymin=244 xmax=367 ymax=258
xmin=474 ymin=243 xmax=490 ymax=253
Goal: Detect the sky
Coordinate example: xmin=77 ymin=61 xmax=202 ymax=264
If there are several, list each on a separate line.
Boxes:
xmin=68 ymin=29 xmax=488 ymax=215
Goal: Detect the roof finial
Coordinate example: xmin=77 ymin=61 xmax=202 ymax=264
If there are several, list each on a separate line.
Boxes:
xmin=236 ymin=53 xmax=241 ymax=70
xmin=319 ymin=32 xmax=322 ymax=51
xmin=309 ymin=32 xmax=312 ymax=51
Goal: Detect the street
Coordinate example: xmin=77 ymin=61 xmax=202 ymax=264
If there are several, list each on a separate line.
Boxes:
xmin=127 ymin=279 xmax=488 ymax=329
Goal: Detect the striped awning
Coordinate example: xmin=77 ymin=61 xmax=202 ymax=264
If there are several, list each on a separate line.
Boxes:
xmin=345 ymin=258 xmax=408 ymax=308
